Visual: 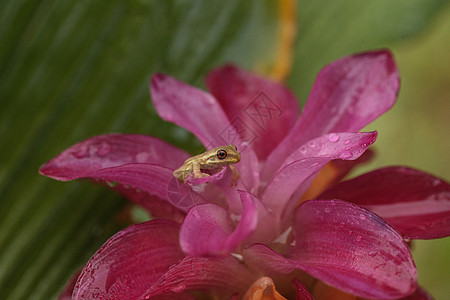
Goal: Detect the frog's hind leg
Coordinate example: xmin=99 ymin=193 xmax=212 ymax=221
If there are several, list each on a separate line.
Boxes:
xmin=229 ymin=165 xmax=240 ymax=186
xmin=173 ymin=163 xmax=191 ymax=182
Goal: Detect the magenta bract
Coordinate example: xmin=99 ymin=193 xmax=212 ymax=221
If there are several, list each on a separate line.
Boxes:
xmin=41 ymin=50 xmax=449 ymax=300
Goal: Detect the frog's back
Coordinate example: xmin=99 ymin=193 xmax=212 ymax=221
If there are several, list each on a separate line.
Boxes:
xmin=183 ymin=152 xmax=207 ymax=165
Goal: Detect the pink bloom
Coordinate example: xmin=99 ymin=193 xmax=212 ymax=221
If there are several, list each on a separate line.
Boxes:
xmin=40 ymin=50 xmax=450 ymax=300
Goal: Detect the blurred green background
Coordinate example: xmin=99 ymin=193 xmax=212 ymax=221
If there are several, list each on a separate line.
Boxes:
xmin=0 ymin=0 xmax=448 ymax=299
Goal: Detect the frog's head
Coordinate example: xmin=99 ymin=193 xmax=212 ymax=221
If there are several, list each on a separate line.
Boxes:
xmin=206 ymin=144 xmax=241 ymax=166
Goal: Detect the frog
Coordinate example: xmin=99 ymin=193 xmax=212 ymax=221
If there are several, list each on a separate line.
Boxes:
xmin=173 ymin=144 xmax=241 ymax=184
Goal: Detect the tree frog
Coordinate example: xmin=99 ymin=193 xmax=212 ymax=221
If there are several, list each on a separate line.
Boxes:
xmin=173 ymin=144 xmax=241 ymax=184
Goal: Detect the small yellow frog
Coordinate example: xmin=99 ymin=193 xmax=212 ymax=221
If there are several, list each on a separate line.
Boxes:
xmin=173 ymin=144 xmax=240 ymax=184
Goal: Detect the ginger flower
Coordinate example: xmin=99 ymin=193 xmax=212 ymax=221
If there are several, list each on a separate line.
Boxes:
xmin=41 ymin=50 xmax=450 ymax=300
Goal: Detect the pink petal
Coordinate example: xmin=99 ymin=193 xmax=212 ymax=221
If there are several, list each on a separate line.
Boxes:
xmin=94 ymin=164 xmax=207 ymax=212
xmin=39 ymin=134 xmax=189 ymax=180
xmin=150 ymin=74 xmax=260 ymax=192
xmin=206 ymin=64 xmax=299 ymax=160
xmin=263 ymin=50 xmax=398 ymax=179
xmin=400 ymin=286 xmax=433 ymax=300
xmin=327 ymin=148 xmax=375 ymax=185
xmin=293 ymin=279 xmax=314 ymax=300
xmin=78 ymin=163 xmax=177 ymax=201
xmin=229 ymin=293 xmax=240 ymax=300
xmin=73 ymin=220 xmax=185 ymax=300
xmin=320 ymin=167 xmax=450 ymax=239
xmin=244 ymin=200 xmax=417 ymax=299
xmin=262 ymin=132 xmax=377 ymax=218
xmin=184 ymin=166 xmax=278 ymax=242
xmin=290 ymin=199 xmax=417 ymax=299
xmin=180 ymin=190 xmax=258 ymax=256
xmin=45 ymin=146 xmax=207 ymax=213
xmin=151 ymin=73 xmax=231 ymax=148
xmin=115 ymin=188 xmax=186 ymax=222
xmin=245 ymin=194 xmax=280 ymax=245
xmin=188 ymin=166 xmax=256 ymax=214
xmin=39 ymin=134 xmax=196 ymax=216
xmin=143 ymin=256 xmax=256 ymax=298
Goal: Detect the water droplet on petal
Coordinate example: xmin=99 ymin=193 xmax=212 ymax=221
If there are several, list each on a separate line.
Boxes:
xmin=299 ymin=146 xmax=307 ymax=154
xmin=71 ymin=145 xmax=90 ymax=158
xmin=356 ymin=235 xmax=362 ymax=242
xmin=328 ymin=133 xmax=340 ymax=142
xmin=170 ymin=277 xmax=186 ymax=293
xmin=432 ymin=179 xmax=441 ymax=186
xmin=339 ymin=151 xmax=353 ymax=159
xmin=308 ymin=141 xmax=315 ymax=147
xmin=324 ymin=207 xmax=331 ymax=213
xmin=359 ymin=214 xmax=366 ymax=220
xmin=106 ymin=181 xmax=118 ymax=188
xmin=96 ymin=142 xmax=111 ymax=157
xmin=368 ymin=250 xmax=378 ymax=257
xmin=344 ymin=139 xmax=351 ymax=145
xmin=136 ymin=152 xmax=151 ymax=163
xmin=191 ymin=210 xmax=201 ymax=221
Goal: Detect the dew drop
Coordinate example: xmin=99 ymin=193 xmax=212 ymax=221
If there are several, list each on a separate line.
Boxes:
xmin=328 ymin=133 xmax=340 ymax=142
xmin=191 ymin=210 xmax=201 ymax=221
xmin=307 ymin=141 xmax=315 ymax=147
xmin=106 ymin=181 xmax=118 ymax=188
xmin=432 ymin=179 xmax=441 ymax=186
xmin=356 ymin=235 xmax=362 ymax=242
xmin=170 ymin=277 xmax=186 ymax=293
xmin=339 ymin=151 xmax=353 ymax=159
xmin=344 ymin=139 xmax=351 ymax=145
xmin=96 ymin=142 xmax=111 ymax=157
xmin=299 ymin=146 xmax=307 ymax=154
xmin=359 ymin=214 xmax=366 ymax=220
xmin=324 ymin=207 xmax=331 ymax=213
xmin=71 ymin=145 xmax=90 ymax=158
xmin=136 ymin=152 xmax=151 ymax=163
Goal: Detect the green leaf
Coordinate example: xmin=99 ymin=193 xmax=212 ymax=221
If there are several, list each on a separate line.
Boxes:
xmin=0 ymin=1 xmax=284 ymax=298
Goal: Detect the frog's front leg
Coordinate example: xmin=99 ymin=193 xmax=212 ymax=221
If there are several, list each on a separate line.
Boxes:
xmin=173 ymin=163 xmax=193 ymax=182
xmin=229 ymin=165 xmax=240 ymax=186
xmin=192 ymin=161 xmax=210 ymax=179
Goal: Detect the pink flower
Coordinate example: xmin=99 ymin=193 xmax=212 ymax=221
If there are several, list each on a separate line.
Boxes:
xmin=40 ymin=50 xmax=450 ymax=300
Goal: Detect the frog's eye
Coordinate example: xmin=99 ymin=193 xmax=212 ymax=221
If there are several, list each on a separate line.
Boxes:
xmin=217 ymin=149 xmax=227 ymax=160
